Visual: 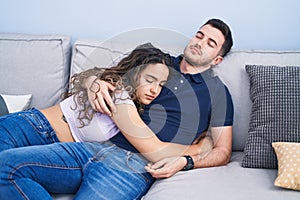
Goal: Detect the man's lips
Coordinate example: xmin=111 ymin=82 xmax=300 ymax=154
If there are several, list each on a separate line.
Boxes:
xmin=191 ymin=46 xmax=201 ymax=55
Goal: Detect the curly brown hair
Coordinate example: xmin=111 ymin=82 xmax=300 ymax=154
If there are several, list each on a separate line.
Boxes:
xmin=66 ymin=43 xmax=171 ymax=127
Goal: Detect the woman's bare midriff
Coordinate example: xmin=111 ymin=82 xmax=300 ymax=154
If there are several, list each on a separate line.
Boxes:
xmin=40 ymin=105 xmax=75 ymax=142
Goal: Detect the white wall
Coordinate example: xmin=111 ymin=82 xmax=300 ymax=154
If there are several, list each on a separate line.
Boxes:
xmin=1 ymin=0 xmax=299 ymax=50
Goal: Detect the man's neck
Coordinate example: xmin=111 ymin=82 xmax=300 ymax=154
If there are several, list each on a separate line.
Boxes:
xmin=179 ymin=58 xmax=211 ymax=75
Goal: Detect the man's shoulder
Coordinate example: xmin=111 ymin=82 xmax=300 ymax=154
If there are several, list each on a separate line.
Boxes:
xmin=203 ymin=69 xmax=224 ymax=85
xmin=205 ymin=71 xmax=231 ymax=96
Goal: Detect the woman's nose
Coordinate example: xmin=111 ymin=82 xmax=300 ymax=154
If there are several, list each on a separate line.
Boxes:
xmin=150 ymin=84 xmax=159 ymax=94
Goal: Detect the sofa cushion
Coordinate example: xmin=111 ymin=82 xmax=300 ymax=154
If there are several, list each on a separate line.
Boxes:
xmin=272 ymin=142 xmax=300 ymax=190
xmin=70 ymin=28 xmax=187 ymax=77
xmin=241 ymin=65 xmax=300 ymax=169
xmin=143 ymin=152 xmax=300 ymax=200
xmin=0 ymin=95 xmax=9 ymax=116
xmin=0 ymin=93 xmax=32 ymax=114
xmin=0 ymin=33 xmax=71 ymax=109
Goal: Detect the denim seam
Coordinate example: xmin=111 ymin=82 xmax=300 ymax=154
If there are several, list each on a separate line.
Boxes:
xmin=10 ymin=180 xmax=29 ymax=200
xmin=126 ymin=152 xmax=148 ymax=181
xmin=8 ymin=162 xmax=81 ymax=199
xmin=90 ymin=143 xmax=117 ymax=161
xmin=125 ymin=152 xmax=150 ymax=199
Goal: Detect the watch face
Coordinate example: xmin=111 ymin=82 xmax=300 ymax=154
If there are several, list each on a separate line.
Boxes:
xmin=183 ymin=155 xmax=194 ymax=170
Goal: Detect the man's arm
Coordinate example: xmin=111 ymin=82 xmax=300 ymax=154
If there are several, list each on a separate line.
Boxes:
xmin=193 ymin=126 xmax=232 ymax=168
xmin=84 ymin=76 xmax=116 ymax=116
xmin=145 ymin=126 xmax=232 ymax=178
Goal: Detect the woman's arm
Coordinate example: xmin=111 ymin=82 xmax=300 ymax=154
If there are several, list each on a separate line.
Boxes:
xmin=112 ymin=104 xmax=206 ymax=163
xmin=83 ymin=77 xmax=209 ymax=162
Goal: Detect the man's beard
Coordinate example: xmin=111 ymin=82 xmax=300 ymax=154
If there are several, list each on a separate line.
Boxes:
xmin=183 ymin=45 xmax=213 ymax=68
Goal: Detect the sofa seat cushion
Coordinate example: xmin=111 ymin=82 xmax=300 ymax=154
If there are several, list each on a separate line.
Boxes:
xmin=52 ymin=152 xmax=300 ymax=200
xmin=142 ymin=152 xmax=299 ymax=200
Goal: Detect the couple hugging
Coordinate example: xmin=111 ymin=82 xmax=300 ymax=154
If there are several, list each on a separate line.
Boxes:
xmin=0 ymin=18 xmax=233 ymax=199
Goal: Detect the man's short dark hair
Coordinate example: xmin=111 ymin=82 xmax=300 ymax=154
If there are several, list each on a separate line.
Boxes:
xmin=203 ymin=18 xmax=233 ymax=57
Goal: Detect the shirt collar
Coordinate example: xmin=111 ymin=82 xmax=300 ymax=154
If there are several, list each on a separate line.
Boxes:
xmin=173 ymin=55 xmax=214 ymax=84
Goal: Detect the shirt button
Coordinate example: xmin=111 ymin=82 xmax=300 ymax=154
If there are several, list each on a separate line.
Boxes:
xmin=180 ymin=79 xmax=184 ymax=84
xmin=174 ymin=86 xmax=178 ymax=90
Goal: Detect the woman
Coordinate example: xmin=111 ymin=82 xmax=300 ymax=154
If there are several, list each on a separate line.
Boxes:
xmin=0 ymin=45 xmax=170 ymax=151
xmin=0 ymin=44 xmax=209 ymax=200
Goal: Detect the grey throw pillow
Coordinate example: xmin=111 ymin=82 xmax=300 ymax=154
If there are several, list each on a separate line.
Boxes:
xmin=242 ymin=65 xmax=300 ymax=169
xmin=0 ymin=95 xmax=9 ymax=116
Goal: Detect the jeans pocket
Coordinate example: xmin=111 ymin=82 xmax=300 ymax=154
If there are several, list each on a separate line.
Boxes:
xmin=19 ymin=109 xmax=57 ymax=142
xmin=20 ymin=112 xmax=44 ymax=134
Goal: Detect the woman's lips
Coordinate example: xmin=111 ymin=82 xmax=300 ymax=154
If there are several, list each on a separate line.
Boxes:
xmin=145 ymin=94 xmax=155 ymax=100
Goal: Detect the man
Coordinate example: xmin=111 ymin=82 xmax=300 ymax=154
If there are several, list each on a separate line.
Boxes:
xmin=86 ymin=18 xmax=234 ymax=178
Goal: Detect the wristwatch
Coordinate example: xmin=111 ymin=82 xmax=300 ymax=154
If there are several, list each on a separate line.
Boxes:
xmin=182 ymin=155 xmax=194 ymax=171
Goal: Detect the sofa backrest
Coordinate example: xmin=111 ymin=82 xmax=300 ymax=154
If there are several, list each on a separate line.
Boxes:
xmin=0 ymin=33 xmax=71 ymax=109
xmin=2 ymin=32 xmax=299 ymax=152
xmin=70 ymin=28 xmax=188 ymax=76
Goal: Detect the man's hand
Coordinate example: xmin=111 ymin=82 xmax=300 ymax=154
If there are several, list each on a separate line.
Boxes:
xmin=145 ymin=157 xmax=186 ymax=179
xmin=85 ymin=76 xmax=116 ymax=116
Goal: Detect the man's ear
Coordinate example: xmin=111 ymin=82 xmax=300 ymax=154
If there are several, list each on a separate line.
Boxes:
xmin=213 ymin=56 xmax=223 ymax=65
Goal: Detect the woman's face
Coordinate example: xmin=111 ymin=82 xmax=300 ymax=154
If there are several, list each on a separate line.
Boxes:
xmin=135 ymin=63 xmax=169 ymax=105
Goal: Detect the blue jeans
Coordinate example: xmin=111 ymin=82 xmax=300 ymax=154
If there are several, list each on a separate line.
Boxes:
xmin=0 ymin=109 xmax=154 ymax=199
xmin=0 ymin=108 xmax=59 ymax=152
xmin=0 ymin=141 xmax=154 ymax=200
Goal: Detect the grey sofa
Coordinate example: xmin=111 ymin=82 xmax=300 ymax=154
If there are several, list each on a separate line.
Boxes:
xmin=0 ymin=32 xmax=299 ymax=200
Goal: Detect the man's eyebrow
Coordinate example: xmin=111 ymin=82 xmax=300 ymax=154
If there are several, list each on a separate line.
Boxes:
xmin=196 ymin=31 xmax=204 ymax=36
xmin=197 ymin=31 xmax=218 ymax=46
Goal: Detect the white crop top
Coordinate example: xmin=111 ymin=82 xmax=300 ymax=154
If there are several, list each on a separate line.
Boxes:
xmin=60 ymin=91 xmax=135 ymax=142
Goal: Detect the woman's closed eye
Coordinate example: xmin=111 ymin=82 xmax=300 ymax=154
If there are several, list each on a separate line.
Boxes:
xmin=145 ymin=78 xmax=166 ymax=88
xmin=145 ymin=78 xmax=154 ymax=83
xmin=159 ymin=81 xmax=167 ymax=87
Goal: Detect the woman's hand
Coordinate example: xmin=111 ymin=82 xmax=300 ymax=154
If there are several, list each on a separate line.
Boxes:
xmin=85 ymin=76 xmax=116 ymax=116
xmin=145 ymin=157 xmax=186 ymax=178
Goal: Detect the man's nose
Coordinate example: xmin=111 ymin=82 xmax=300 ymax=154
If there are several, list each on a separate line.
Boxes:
xmin=195 ymin=41 xmax=202 ymax=49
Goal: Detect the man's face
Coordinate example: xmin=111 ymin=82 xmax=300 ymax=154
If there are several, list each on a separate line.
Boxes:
xmin=183 ymin=24 xmax=225 ymax=68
